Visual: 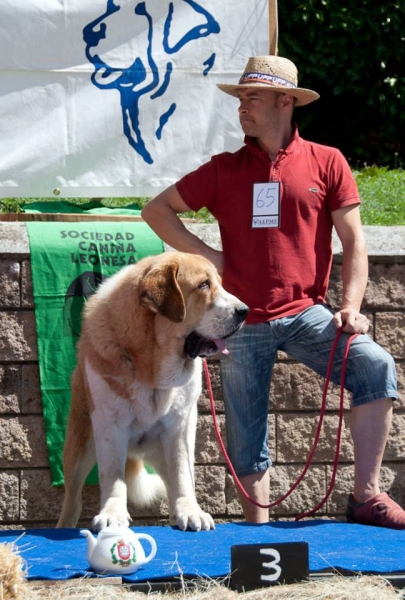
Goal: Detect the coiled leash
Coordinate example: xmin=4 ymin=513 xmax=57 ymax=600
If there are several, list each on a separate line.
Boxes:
xmin=203 ymin=327 xmax=359 ymax=521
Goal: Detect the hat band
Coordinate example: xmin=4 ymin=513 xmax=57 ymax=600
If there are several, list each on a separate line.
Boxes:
xmin=239 ymin=72 xmax=296 ymax=89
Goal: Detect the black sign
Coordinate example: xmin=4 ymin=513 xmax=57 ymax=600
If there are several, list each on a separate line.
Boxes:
xmin=231 ymin=542 xmax=309 ymax=592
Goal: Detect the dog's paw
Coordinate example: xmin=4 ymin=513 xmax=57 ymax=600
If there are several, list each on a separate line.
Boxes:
xmin=172 ymin=498 xmax=215 ymax=531
xmin=92 ymin=511 xmax=131 ymax=532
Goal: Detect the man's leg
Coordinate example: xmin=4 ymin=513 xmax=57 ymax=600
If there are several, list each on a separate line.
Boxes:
xmin=350 ymin=397 xmax=392 ymax=503
xmin=238 ymin=471 xmax=270 ymax=523
xmin=346 ymin=396 xmax=405 ymax=528
xmin=280 ymin=304 xmax=405 ymax=528
xmin=236 ymin=406 xmax=392 ymax=523
xmin=219 ymin=322 xmax=277 ymax=523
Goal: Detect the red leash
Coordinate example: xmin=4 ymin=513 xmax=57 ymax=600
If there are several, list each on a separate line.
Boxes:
xmin=203 ymin=328 xmax=359 ymax=520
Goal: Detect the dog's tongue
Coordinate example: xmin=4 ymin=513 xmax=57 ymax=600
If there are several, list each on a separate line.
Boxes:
xmin=214 ymin=338 xmax=229 ymax=355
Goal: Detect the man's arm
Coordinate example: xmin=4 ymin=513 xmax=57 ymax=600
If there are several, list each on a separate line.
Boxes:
xmin=331 ymin=204 xmax=370 ymax=334
xmin=141 ymin=185 xmax=223 ymax=273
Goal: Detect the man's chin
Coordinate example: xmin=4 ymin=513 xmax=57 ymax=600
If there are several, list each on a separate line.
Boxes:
xmin=240 ymin=123 xmax=258 ymax=137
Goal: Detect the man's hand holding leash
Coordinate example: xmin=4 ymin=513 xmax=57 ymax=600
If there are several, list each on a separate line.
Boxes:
xmin=333 ymin=308 xmax=370 ymax=334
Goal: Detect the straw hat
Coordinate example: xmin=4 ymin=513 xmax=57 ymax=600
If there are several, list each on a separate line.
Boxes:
xmin=217 ymin=56 xmax=319 ymax=107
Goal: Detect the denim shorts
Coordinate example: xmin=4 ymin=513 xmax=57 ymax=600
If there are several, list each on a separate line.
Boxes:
xmin=219 ymin=303 xmax=398 ymax=477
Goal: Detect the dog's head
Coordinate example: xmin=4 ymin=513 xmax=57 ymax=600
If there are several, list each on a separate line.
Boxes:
xmin=139 ymin=252 xmax=248 ymax=358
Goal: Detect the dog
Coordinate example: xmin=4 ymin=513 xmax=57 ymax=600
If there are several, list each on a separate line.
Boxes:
xmin=57 ymin=252 xmax=248 ymax=531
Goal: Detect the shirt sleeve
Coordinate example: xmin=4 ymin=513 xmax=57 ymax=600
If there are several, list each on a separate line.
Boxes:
xmin=327 ymin=149 xmax=361 ymax=212
xmin=176 ymin=157 xmax=219 ymax=212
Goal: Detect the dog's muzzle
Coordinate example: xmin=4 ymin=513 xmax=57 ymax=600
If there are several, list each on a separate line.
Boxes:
xmin=184 ymin=305 xmax=249 ymax=360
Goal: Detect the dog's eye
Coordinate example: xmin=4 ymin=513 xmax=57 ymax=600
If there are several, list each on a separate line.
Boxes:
xmin=198 ymin=280 xmax=210 ymax=290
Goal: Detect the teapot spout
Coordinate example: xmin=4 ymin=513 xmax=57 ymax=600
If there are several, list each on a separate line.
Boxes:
xmin=80 ymin=529 xmax=97 ymax=561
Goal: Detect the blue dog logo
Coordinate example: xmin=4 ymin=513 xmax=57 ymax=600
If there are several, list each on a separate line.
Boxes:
xmin=83 ymin=0 xmax=220 ymax=164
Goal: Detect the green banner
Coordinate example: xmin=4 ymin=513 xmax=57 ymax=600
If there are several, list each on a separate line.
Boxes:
xmin=26 ymin=220 xmax=164 ymax=486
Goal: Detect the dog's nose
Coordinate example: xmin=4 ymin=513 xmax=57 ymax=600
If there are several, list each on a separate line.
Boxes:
xmin=235 ymin=304 xmax=249 ymax=321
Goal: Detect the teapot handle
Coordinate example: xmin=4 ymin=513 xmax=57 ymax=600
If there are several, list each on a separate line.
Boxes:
xmin=136 ymin=534 xmax=157 ymax=564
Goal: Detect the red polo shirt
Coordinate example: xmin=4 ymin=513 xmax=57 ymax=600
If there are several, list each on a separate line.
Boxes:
xmin=176 ymin=128 xmax=360 ymax=324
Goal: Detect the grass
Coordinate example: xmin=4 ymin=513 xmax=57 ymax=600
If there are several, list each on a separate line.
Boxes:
xmin=354 ymin=167 xmax=405 ymax=226
xmin=25 ymin=575 xmax=403 ymax=600
xmin=0 ymin=167 xmax=404 ymax=226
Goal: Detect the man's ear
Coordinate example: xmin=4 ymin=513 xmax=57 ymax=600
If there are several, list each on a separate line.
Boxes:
xmin=279 ymin=92 xmax=295 ymax=111
xmin=139 ymin=261 xmax=186 ymax=323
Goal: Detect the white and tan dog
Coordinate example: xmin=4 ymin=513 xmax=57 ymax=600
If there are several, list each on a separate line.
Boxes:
xmin=57 ymin=252 xmax=248 ymax=532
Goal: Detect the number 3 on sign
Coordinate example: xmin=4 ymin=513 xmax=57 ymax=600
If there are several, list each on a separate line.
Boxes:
xmin=260 ymin=548 xmax=282 ymax=582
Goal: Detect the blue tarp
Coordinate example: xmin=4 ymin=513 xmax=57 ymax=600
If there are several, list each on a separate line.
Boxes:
xmin=1 ymin=520 xmax=405 ymax=583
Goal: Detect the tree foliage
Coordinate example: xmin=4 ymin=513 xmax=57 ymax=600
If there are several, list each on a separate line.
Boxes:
xmin=278 ymin=0 xmax=404 ymax=167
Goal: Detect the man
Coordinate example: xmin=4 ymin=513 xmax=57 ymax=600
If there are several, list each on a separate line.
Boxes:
xmin=142 ymin=55 xmax=405 ymax=528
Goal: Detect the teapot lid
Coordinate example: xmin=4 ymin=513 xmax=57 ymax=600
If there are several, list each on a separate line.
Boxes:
xmin=98 ymin=523 xmax=133 ymax=537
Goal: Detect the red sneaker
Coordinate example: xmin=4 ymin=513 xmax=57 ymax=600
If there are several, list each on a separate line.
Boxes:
xmin=346 ymin=492 xmax=405 ymax=529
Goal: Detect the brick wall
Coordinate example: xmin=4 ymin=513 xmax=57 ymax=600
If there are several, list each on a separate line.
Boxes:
xmin=0 ymin=223 xmax=404 ymax=529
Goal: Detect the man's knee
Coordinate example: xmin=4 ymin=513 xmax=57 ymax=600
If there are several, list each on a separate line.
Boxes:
xmin=349 ymin=340 xmax=397 ymax=406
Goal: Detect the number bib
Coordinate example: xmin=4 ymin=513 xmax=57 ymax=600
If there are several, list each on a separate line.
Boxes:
xmin=252 ymin=182 xmax=281 ymax=228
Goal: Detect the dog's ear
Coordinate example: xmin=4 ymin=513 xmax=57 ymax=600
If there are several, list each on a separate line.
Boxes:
xmin=139 ymin=261 xmax=185 ymax=323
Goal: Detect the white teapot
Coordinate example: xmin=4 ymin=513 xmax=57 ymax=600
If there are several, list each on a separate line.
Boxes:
xmin=80 ymin=524 xmax=157 ymax=575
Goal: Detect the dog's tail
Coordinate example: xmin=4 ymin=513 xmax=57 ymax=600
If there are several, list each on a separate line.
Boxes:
xmin=125 ymin=458 xmax=167 ymax=507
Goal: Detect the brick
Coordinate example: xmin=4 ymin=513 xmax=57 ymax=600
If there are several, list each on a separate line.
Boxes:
xmin=21 ymin=364 xmax=42 ymax=413
xmin=20 ymin=472 xmax=102 ymax=526
xmin=196 ymin=414 xmax=276 ymax=465
xmin=395 ymin=362 xmax=405 ymax=408
xmin=277 ymin=413 xmax=354 ymax=463
xmin=326 ymin=263 xmax=343 ymax=309
xmin=0 ymin=416 xmax=48 ymax=468
xmin=225 ymin=473 xmax=243 ymax=516
xmin=384 ymin=413 xmax=405 ymax=461
xmin=325 ymin=465 xmax=354 ymax=514
xmin=21 ymin=260 xmax=34 ymax=308
xmin=329 ymin=264 xmax=405 ymax=311
xmin=225 ymin=465 xmax=326 ymax=518
xmin=0 ymin=365 xmax=20 ymax=413
xmin=269 ymin=465 xmax=326 ymax=517
xmin=0 ymin=471 xmax=19 ymax=520
xmin=198 ymin=359 xmax=223 ymax=412
xmin=375 ymin=312 xmax=405 ymax=359
xmin=21 ymin=469 xmax=66 ymax=523
xmin=195 ymin=465 xmax=226 ymax=514
xmin=364 ymin=264 xmax=405 ymax=309
xmin=0 ymin=417 xmax=32 ymax=466
xmin=76 ymin=485 xmax=101 ymax=522
xmin=0 ymin=311 xmax=38 ymax=361
xmin=196 ymin=414 xmax=226 ymax=464
xmin=385 ymin=464 xmax=405 ymax=507
xmin=0 ymin=223 xmax=29 ymax=256
xmin=0 ymin=260 xmax=20 ymax=308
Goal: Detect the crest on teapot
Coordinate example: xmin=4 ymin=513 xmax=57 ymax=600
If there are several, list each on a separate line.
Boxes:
xmin=110 ymin=539 xmax=137 ymax=568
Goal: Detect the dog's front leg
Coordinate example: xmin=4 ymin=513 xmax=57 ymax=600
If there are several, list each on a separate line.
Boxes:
xmin=91 ymin=411 xmax=131 ymax=531
xmin=161 ymin=404 xmax=215 ymax=531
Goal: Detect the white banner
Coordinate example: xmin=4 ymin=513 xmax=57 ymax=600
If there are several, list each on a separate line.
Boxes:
xmin=0 ymin=0 xmax=268 ymax=198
